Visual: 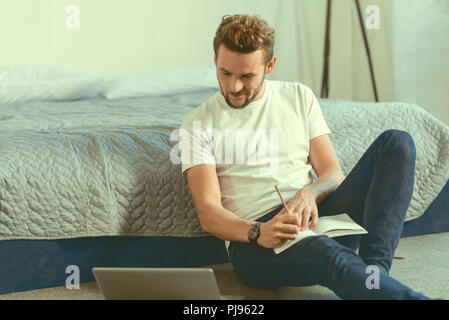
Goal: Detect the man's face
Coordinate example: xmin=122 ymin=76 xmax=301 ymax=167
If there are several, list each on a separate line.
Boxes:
xmin=214 ymin=45 xmax=275 ymax=109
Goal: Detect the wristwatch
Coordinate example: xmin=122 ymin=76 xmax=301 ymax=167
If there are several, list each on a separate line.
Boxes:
xmin=248 ymin=222 xmax=262 ymax=245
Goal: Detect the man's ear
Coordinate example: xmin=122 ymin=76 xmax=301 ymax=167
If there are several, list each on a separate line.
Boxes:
xmin=214 ymin=54 xmax=217 ymax=66
xmin=265 ymin=56 xmax=276 ymax=75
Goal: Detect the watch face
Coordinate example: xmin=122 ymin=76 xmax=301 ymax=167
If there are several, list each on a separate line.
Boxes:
xmin=248 ymin=227 xmax=256 ymax=240
xmin=248 ymin=224 xmax=259 ymax=241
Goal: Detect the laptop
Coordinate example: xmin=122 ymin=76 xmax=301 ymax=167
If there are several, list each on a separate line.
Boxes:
xmin=92 ymin=267 xmax=244 ymax=300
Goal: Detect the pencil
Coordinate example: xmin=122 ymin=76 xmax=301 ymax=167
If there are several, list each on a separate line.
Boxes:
xmin=274 ymin=185 xmax=291 ymax=215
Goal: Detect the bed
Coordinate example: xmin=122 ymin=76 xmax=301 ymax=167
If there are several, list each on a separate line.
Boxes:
xmin=1 ymin=66 xmax=448 ymax=294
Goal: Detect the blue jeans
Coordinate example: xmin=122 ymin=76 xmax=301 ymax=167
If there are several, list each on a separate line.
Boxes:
xmin=229 ymin=129 xmax=431 ymax=300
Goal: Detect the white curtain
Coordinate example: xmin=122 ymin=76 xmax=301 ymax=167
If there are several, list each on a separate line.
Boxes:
xmin=269 ymin=0 xmax=326 ymax=93
xmin=393 ymin=0 xmax=449 ymax=126
xmin=270 ymin=0 xmax=394 ymax=102
xmin=270 ymin=0 xmax=448 ymax=125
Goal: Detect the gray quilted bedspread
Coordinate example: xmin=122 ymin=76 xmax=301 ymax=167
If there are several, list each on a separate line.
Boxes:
xmin=0 ymin=90 xmax=448 ymax=240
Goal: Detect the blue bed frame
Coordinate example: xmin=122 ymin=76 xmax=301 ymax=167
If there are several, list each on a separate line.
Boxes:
xmin=1 ymin=179 xmax=448 ymax=295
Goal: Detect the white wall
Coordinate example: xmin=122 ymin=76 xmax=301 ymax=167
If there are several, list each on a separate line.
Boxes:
xmin=0 ymin=0 xmax=395 ymax=103
xmin=0 ymin=0 xmax=280 ymax=78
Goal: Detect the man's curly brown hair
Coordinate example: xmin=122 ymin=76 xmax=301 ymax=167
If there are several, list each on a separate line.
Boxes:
xmin=213 ymin=14 xmax=275 ymax=65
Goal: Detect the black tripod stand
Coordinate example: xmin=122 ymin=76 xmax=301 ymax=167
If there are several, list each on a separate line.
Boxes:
xmin=320 ymin=0 xmax=379 ymax=102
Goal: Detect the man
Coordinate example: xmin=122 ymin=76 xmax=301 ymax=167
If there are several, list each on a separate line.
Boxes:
xmin=179 ymin=14 xmax=430 ymax=299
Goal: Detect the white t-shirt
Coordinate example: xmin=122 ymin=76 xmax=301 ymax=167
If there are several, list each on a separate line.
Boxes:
xmin=178 ymin=80 xmax=331 ymax=252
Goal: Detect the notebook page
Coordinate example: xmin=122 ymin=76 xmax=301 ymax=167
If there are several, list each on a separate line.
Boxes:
xmin=273 ymin=229 xmax=318 ymax=254
xmin=313 ymin=213 xmax=366 ymax=235
xmin=273 ymin=213 xmax=366 ymax=254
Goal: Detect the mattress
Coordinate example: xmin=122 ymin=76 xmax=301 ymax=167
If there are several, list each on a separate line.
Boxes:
xmin=0 ymin=90 xmax=448 ymax=240
xmin=319 ymin=98 xmax=449 ymax=222
xmin=0 ymin=89 xmax=217 ymax=240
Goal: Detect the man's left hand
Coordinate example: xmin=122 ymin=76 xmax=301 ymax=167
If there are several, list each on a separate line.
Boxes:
xmin=277 ymin=187 xmax=319 ymax=231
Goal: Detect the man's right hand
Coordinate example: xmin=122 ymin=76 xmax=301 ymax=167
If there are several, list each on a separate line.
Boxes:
xmin=256 ymin=211 xmax=302 ymax=249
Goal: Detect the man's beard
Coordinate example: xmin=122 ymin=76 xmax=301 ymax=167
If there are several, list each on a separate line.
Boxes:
xmin=221 ymin=77 xmax=265 ymax=109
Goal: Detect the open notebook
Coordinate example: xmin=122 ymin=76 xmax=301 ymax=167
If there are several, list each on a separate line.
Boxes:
xmin=274 ymin=213 xmax=368 ymax=254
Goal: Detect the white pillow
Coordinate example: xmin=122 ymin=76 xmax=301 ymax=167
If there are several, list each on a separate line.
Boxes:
xmin=0 ymin=65 xmax=104 ymax=104
xmin=102 ymin=67 xmax=219 ymax=100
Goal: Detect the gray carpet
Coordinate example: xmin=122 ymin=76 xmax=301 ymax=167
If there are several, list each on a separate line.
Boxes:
xmin=1 ymin=232 xmax=448 ymax=300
